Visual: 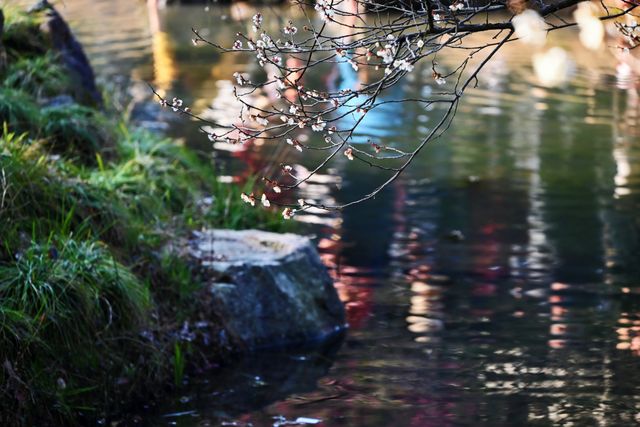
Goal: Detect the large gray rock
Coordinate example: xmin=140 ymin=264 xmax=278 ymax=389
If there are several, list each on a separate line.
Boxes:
xmin=30 ymin=1 xmax=102 ymax=106
xmin=189 ymin=229 xmax=346 ymax=350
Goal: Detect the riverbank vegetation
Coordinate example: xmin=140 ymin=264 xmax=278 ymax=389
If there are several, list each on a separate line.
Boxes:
xmin=0 ymin=7 xmax=286 ymax=424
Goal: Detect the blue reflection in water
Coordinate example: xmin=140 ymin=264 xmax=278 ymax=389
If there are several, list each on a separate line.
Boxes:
xmin=330 ymin=57 xmax=408 ymax=144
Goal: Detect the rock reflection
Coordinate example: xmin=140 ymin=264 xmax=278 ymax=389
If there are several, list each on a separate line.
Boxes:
xmin=152 ymin=340 xmax=343 ymax=423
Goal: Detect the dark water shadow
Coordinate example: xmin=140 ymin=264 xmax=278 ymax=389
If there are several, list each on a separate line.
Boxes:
xmin=155 ymin=335 xmax=345 ymax=423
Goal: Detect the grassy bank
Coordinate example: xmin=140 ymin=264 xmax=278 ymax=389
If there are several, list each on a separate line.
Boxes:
xmin=0 ymin=7 xmax=287 ymax=424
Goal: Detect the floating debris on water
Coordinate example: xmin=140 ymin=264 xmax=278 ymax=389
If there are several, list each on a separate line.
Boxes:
xmin=273 ymin=415 xmax=322 ymax=426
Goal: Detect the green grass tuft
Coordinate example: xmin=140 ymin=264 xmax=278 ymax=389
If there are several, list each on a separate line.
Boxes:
xmin=2 ymin=52 xmax=71 ymax=97
xmin=0 ymin=130 xmax=136 ymax=258
xmin=0 ymin=87 xmax=40 ymax=132
xmin=0 ymin=238 xmax=150 ymax=345
xmin=1 ymin=7 xmax=48 ymax=59
xmin=39 ymin=103 xmax=115 ymax=163
xmin=0 ymin=237 xmax=153 ymax=422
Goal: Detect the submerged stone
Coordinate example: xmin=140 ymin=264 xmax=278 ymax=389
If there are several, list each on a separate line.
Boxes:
xmin=190 ymin=229 xmax=346 ymax=351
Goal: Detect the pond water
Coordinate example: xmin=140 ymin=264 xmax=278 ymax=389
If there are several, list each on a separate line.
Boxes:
xmin=35 ymin=1 xmax=640 ymax=425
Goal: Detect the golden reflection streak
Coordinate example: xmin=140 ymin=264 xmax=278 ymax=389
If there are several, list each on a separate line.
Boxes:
xmin=148 ymin=0 xmax=176 ymax=95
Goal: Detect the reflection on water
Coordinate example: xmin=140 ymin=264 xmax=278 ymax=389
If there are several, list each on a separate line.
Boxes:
xmin=159 ymin=341 xmax=343 ymax=423
xmin=35 ymin=1 xmax=640 ymax=425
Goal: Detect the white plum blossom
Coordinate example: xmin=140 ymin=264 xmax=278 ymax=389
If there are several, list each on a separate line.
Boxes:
xmin=344 ymin=147 xmax=354 ymax=160
xmin=573 ymin=2 xmax=605 ymax=50
xmin=280 ymin=115 xmax=294 ymax=125
xmin=376 ymin=46 xmax=395 ymax=64
xmin=252 ymin=13 xmax=263 ymax=32
xmin=260 ymin=33 xmax=275 ymax=48
xmin=255 ymin=116 xmax=269 ymax=126
xmin=416 ymin=39 xmax=425 ymax=48
xmin=273 ymin=185 xmax=282 ymax=193
xmin=449 ymin=2 xmax=464 ymax=11
xmin=283 ymin=23 xmax=298 ymax=35
xmin=171 ymin=97 xmax=183 ymax=112
xmin=261 ymin=194 xmax=270 ymax=207
xmin=533 ymin=47 xmax=572 ymax=87
xmin=315 ymin=0 xmax=335 ymax=22
xmin=311 ymin=118 xmax=327 ymax=132
xmin=256 ymin=49 xmax=267 ymax=67
xmin=241 ymin=192 xmax=256 ymax=206
xmin=394 ymin=59 xmax=414 ymax=72
xmin=512 ymin=9 xmax=547 ymax=47
xmin=433 ymin=72 xmax=446 ymax=85
xmin=232 ymin=40 xmax=242 ymax=50
xmin=233 ymin=72 xmax=248 ymax=86
xmin=282 ymin=208 xmax=295 ymax=219
xmin=348 ymin=60 xmax=359 ymax=71
xmin=286 ymin=138 xmax=303 ymax=150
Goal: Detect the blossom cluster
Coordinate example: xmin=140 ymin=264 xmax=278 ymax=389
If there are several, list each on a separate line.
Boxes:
xmin=153 ymin=0 xmax=637 ymax=215
xmin=252 ymin=13 xmax=263 ymax=32
xmin=314 ymin=0 xmax=335 ymax=22
xmin=158 ymin=97 xmax=190 ymax=113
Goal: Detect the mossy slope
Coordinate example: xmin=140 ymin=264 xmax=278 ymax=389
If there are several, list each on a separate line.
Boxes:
xmin=0 ymin=7 xmax=287 ymax=425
